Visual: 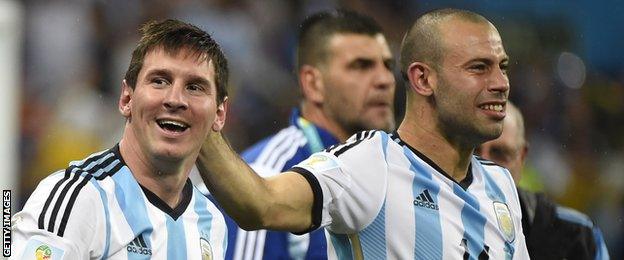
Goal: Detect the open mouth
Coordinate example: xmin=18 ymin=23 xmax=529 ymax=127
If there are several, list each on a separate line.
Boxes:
xmin=157 ymin=119 xmax=189 ymax=133
xmin=479 ymin=104 xmax=504 ymax=112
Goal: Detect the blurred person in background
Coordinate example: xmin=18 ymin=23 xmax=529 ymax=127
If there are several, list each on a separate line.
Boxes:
xmin=476 ymin=102 xmax=610 ymax=260
xmin=11 ymin=19 xmax=229 ymax=259
xmin=204 ymin=9 xmax=396 ymax=260
xmin=197 ymin=8 xmax=529 ymax=259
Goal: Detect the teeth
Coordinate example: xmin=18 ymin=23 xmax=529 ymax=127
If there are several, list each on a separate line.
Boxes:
xmin=480 ymin=104 xmax=503 ymax=112
xmin=158 ymin=120 xmax=188 ymax=128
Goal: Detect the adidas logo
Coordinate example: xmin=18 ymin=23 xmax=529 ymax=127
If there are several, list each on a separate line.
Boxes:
xmin=413 ymin=189 xmax=439 ymax=210
xmin=127 ymin=235 xmax=152 ymax=256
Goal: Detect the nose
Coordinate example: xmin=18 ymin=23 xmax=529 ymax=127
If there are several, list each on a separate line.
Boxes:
xmin=163 ymin=84 xmax=188 ymax=111
xmin=488 ymin=67 xmax=510 ymax=95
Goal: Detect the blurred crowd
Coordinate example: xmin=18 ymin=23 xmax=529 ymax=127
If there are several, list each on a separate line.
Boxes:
xmin=13 ymin=0 xmax=624 ymax=257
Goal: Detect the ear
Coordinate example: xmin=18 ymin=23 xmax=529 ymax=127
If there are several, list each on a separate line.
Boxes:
xmin=406 ymin=62 xmax=435 ymax=97
xmin=299 ymin=65 xmax=325 ymax=104
xmin=212 ymin=96 xmax=228 ymax=131
xmin=119 ymin=80 xmax=133 ymax=118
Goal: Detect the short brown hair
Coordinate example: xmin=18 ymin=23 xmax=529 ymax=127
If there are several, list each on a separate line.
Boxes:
xmin=124 ymin=19 xmax=229 ymax=103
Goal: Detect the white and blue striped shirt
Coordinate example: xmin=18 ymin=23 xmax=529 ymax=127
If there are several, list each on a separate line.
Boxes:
xmin=291 ymin=131 xmax=529 ymax=259
xmin=11 ymin=145 xmax=226 ymax=259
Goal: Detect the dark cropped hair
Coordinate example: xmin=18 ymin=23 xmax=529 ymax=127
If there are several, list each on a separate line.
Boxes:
xmin=124 ymin=19 xmax=228 ymax=103
xmin=400 ymin=8 xmax=491 ymax=77
xmin=296 ymin=10 xmax=383 ymax=71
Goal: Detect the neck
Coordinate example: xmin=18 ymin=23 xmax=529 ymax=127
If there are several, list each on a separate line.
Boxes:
xmin=119 ymin=127 xmax=192 ymax=208
xmin=301 ymin=101 xmax=350 ymax=142
xmin=398 ymin=107 xmax=474 ymax=182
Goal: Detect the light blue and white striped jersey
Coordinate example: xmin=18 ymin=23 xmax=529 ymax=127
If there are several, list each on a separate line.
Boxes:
xmin=11 ymin=145 xmax=226 ymax=259
xmin=291 ymin=131 xmax=529 ymax=259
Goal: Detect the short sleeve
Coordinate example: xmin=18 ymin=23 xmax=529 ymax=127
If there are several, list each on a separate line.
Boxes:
xmin=11 ymin=172 xmax=105 ymax=259
xmin=290 ymin=131 xmax=389 ymax=234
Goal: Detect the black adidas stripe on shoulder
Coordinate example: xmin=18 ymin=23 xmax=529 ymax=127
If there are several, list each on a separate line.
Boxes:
xmin=475 ymin=155 xmax=501 ymax=167
xmin=57 ymin=153 xmax=125 ymax=236
xmin=39 ymin=148 xmax=124 ymax=237
xmin=326 ymin=130 xmax=377 ymax=157
xmin=46 ymin=152 xmax=117 ymax=234
xmin=38 ymin=151 xmax=111 ymax=230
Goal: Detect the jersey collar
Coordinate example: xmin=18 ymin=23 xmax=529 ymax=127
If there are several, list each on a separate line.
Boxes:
xmin=112 ymin=144 xmax=194 ymax=220
xmin=139 ymin=179 xmax=193 ymax=220
xmin=391 ymin=131 xmax=474 ymax=190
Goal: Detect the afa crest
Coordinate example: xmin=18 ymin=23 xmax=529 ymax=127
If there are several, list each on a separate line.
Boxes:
xmin=493 ymin=202 xmax=515 ymax=242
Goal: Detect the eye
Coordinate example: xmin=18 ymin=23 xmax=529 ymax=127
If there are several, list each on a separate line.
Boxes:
xmin=152 ymin=77 xmax=170 ymax=87
xmin=187 ymin=84 xmax=205 ymax=93
xmin=468 ymin=63 xmax=488 ymax=73
xmin=500 ymin=63 xmax=509 ymax=75
xmin=349 ymin=59 xmax=374 ymax=70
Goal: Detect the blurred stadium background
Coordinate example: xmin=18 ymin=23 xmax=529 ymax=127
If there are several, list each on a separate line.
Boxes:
xmin=1 ymin=0 xmax=622 ymax=257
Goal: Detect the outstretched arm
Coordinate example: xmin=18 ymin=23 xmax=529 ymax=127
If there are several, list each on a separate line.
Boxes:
xmin=197 ymin=131 xmax=315 ymax=233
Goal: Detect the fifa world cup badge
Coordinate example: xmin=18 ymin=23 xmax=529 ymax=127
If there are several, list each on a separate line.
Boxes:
xmin=493 ymin=202 xmax=515 ymax=242
xmin=35 ymin=244 xmax=52 ymax=260
xmin=301 ymin=154 xmax=339 ymax=171
xmin=200 ymin=237 xmax=213 ymax=260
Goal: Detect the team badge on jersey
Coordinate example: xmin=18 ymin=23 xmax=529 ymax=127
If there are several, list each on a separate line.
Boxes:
xmin=300 ymin=154 xmax=339 ymax=172
xmin=493 ymin=202 xmax=515 ymax=242
xmin=21 ymin=239 xmax=64 ymax=260
xmin=200 ymin=237 xmax=213 ymax=260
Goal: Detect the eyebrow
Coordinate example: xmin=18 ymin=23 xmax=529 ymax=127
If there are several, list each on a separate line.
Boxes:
xmin=465 ymin=56 xmax=509 ymax=65
xmin=144 ymin=68 xmax=173 ymax=80
xmin=187 ymin=75 xmax=213 ymax=89
xmin=348 ymin=56 xmax=395 ymax=67
xmin=145 ymin=68 xmax=213 ymax=88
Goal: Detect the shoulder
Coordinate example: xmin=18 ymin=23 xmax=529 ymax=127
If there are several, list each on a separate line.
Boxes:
xmin=23 ymin=148 xmax=120 ymax=236
xmin=295 ymin=130 xmax=390 ymax=175
xmin=12 ymin=169 xmax=109 ymax=258
xmin=474 ymin=155 xmax=516 ymax=187
xmin=555 ymin=206 xmax=594 ymax=228
xmin=324 ymin=130 xmax=389 ymax=158
xmin=293 ymin=130 xmax=391 ymax=176
xmin=242 ymin=125 xmax=308 ymax=176
xmin=474 ymin=155 xmax=500 ymax=166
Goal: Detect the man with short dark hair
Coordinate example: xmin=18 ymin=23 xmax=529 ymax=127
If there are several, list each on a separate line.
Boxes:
xmin=12 ymin=19 xmax=229 ymax=259
xmin=215 ymin=10 xmax=395 ymax=260
xmin=198 ymin=8 xmax=529 ymax=258
xmin=477 ymin=102 xmax=610 ymax=260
